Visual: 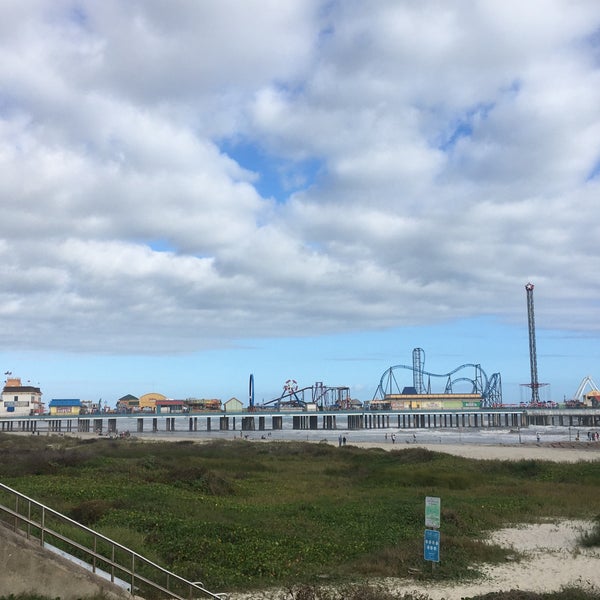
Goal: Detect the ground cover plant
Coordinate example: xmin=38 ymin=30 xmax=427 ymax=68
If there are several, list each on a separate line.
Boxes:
xmin=3 ymin=589 xmax=600 ymax=600
xmin=0 ymin=433 xmax=599 ymax=594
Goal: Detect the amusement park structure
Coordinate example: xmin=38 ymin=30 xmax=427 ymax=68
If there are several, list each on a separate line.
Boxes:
xmin=249 ymin=375 xmax=352 ymax=411
xmin=521 ymin=282 xmax=550 ymax=404
xmin=372 ymin=347 xmax=502 ymax=408
xmin=525 ymin=282 xmax=542 ymax=403
xmin=248 ymin=344 xmax=502 ymax=412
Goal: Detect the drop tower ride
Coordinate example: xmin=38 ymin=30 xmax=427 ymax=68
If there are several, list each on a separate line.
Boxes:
xmin=525 ymin=282 xmax=540 ymax=404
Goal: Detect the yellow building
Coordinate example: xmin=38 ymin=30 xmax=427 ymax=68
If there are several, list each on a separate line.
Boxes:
xmin=372 ymin=393 xmax=483 ymax=410
xmin=139 ymin=392 xmax=166 ymax=412
xmin=48 ymin=399 xmax=82 ymax=415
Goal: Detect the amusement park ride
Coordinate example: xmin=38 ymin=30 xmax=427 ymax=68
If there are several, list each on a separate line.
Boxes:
xmin=249 ymin=373 xmax=352 ymax=411
xmin=246 ymin=283 xmax=595 ymax=412
xmin=248 ymin=345 xmax=503 ymax=412
xmin=371 ymin=347 xmax=503 ymax=407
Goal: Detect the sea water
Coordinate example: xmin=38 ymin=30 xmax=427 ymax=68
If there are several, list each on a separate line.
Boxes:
xmin=119 ymin=418 xmax=593 ymax=447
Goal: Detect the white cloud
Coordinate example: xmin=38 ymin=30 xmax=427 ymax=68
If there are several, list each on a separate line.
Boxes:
xmin=0 ymin=0 xmax=599 ymax=358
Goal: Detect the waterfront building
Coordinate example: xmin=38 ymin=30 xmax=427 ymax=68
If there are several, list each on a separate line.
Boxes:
xmin=0 ymin=377 xmax=43 ymax=416
xmin=139 ymin=392 xmax=166 ymax=412
xmin=48 ymin=399 xmax=82 ymax=416
xmin=116 ymin=394 xmax=140 ymax=413
xmin=155 ymin=399 xmax=186 ymax=413
xmin=224 ymin=397 xmax=243 ymax=412
xmin=185 ymin=398 xmax=222 ymax=412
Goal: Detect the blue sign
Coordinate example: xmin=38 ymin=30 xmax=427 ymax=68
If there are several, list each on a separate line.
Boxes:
xmin=424 ymin=529 xmax=440 ymax=562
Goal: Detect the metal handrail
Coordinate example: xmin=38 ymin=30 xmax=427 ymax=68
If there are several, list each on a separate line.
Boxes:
xmin=0 ymin=482 xmax=227 ymax=599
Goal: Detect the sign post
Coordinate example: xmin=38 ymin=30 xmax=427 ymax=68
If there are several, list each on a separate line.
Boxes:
xmin=424 ymin=496 xmax=441 ymax=566
xmin=424 ymin=529 xmax=440 ymax=562
xmin=425 ymin=496 xmax=440 ymax=529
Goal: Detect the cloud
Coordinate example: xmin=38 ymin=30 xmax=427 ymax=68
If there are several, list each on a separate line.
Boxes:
xmin=0 ymin=0 xmax=599 ymax=357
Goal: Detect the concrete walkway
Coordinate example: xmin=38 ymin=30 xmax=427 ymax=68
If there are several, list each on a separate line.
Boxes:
xmin=0 ymin=524 xmax=133 ymax=599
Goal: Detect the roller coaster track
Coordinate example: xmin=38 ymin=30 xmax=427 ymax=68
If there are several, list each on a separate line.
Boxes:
xmin=257 ymin=382 xmax=351 ymax=410
xmin=373 ymin=351 xmax=502 ymax=407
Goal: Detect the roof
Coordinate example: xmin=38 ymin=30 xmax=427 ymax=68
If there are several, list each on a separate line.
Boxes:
xmin=2 ymin=386 xmax=42 ymax=394
xmin=156 ymin=399 xmax=184 ymax=405
xmin=49 ymin=399 xmax=82 ymax=407
xmin=225 ymin=397 xmax=243 ymax=405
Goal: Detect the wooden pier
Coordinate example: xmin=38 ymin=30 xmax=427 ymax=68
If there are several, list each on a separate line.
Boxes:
xmin=2 ymin=407 xmax=599 ymax=436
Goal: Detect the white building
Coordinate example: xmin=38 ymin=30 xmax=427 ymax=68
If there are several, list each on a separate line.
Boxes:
xmin=1 ymin=377 xmax=44 ymax=416
xmin=224 ymin=397 xmax=243 ymax=412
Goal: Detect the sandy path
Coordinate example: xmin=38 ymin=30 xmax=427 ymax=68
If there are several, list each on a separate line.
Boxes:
xmin=380 ymin=519 xmax=600 ymax=600
xmin=351 ymin=441 xmax=600 ymax=462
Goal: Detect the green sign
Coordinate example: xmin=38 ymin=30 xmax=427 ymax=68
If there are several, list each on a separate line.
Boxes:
xmin=425 ymin=496 xmax=441 ymax=529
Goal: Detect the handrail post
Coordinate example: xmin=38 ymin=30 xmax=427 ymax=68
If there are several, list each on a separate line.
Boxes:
xmin=111 ymin=543 xmax=115 ymax=583
xmin=40 ymin=506 xmax=45 ymax=547
xmin=14 ymin=495 xmax=19 ymax=532
xmin=93 ymin=534 xmax=97 ymax=573
xmin=131 ymin=552 xmax=135 ymax=595
xmin=27 ymin=499 xmax=31 ymax=539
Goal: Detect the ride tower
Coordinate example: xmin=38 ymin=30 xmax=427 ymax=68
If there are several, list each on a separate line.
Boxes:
xmin=525 ymin=282 xmax=540 ymax=404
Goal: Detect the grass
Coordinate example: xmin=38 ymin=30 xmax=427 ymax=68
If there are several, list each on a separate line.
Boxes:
xmin=2 ymin=588 xmax=600 ymax=600
xmin=1 ymin=434 xmax=600 ymax=594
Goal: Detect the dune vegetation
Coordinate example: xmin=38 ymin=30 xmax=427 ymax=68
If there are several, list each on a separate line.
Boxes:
xmin=0 ymin=433 xmax=599 ymax=598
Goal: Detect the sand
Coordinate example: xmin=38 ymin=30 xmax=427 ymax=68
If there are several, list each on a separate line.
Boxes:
xmin=387 ymin=519 xmax=600 ymax=599
xmin=352 ymin=440 xmax=600 ymax=462
xmin=228 ymin=518 xmax=600 ymax=599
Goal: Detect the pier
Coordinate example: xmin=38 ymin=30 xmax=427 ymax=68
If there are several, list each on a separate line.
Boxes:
xmin=2 ymin=407 xmax=600 ymax=436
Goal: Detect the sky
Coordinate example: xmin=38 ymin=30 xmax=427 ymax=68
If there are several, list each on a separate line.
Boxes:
xmin=1 ymin=1 xmax=599 ymax=407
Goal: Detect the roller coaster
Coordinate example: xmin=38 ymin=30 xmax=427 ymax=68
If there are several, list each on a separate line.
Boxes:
xmin=248 ymin=347 xmax=502 ymax=412
xmin=250 ymin=378 xmax=352 ymax=411
xmin=372 ymin=347 xmax=502 ymax=407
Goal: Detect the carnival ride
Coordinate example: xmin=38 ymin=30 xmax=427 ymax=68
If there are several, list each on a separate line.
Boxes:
xmin=567 ymin=375 xmax=600 ymax=407
xmin=250 ymin=376 xmax=352 ymax=411
xmin=372 ymin=347 xmax=503 ymax=407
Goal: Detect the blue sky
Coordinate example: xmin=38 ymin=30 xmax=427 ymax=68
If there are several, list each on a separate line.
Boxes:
xmin=0 ymin=1 xmax=599 ymax=407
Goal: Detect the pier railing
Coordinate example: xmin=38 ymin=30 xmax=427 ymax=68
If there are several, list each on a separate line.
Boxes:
xmin=0 ymin=482 xmax=227 ymax=599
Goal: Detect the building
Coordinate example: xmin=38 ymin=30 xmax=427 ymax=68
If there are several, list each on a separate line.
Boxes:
xmin=48 ymin=399 xmax=82 ymax=415
xmin=116 ymin=394 xmax=140 ymax=413
xmin=224 ymin=397 xmax=243 ymax=412
xmin=185 ymin=398 xmax=222 ymax=412
xmin=155 ymin=399 xmax=186 ymax=414
xmin=0 ymin=377 xmax=43 ymax=416
xmin=138 ymin=392 xmax=166 ymax=412
xmin=370 ymin=393 xmax=483 ymax=411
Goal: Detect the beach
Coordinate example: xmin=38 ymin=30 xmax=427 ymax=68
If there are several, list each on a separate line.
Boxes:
xmin=352 ymin=440 xmax=600 ymax=462
xmin=86 ymin=424 xmax=600 ymax=463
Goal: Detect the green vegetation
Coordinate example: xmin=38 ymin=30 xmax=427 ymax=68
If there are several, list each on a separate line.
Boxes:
xmin=1 ymin=434 xmax=599 ymax=595
xmin=3 ymin=590 xmax=600 ymax=600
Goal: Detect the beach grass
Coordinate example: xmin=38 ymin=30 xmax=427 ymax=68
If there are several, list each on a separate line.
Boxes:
xmin=2 ymin=588 xmax=600 ymax=600
xmin=1 ymin=434 xmax=599 ymax=593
